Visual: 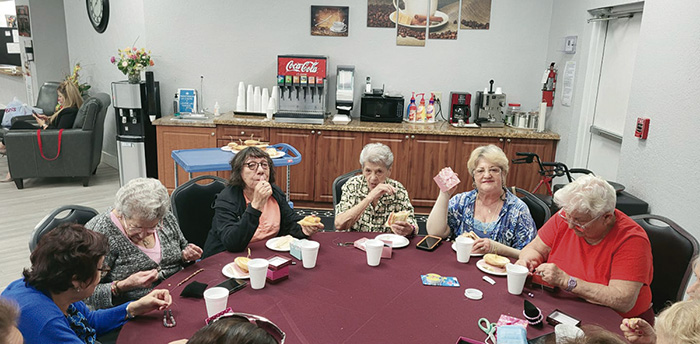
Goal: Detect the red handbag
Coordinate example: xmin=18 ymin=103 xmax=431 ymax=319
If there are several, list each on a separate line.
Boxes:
xmin=37 ymin=128 xmax=63 ymax=161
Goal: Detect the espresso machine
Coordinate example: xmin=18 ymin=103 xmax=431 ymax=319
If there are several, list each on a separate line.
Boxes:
xmin=334 ymin=65 xmax=354 ymax=123
xmin=275 ymin=55 xmax=327 ymax=124
xmin=474 ymin=80 xmax=506 ymax=128
xmin=449 ymin=92 xmax=471 ymax=127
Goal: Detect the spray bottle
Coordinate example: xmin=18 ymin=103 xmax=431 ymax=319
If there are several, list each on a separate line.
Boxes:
xmin=417 ymin=93 xmax=426 ymax=121
xmin=426 ymin=93 xmax=435 ymax=121
xmin=407 ymin=92 xmax=417 ymax=121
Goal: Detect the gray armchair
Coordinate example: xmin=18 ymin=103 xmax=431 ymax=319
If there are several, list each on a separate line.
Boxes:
xmin=5 ymin=93 xmax=110 ymax=189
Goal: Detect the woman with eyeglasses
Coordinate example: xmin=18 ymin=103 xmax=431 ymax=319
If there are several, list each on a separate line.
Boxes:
xmin=516 ymin=174 xmax=654 ymax=322
xmin=1 ymin=223 xmax=171 ymax=344
xmin=202 ymin=146 xmax=323 ymax=258
xmin=427 ymin=144 xmax=536 ymax=258
xmin=84 ymin=178 xmax=202 ymax=310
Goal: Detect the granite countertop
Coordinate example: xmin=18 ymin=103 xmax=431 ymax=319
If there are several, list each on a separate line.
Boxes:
xmin=154 ymin=112 xmax=560 ymax=140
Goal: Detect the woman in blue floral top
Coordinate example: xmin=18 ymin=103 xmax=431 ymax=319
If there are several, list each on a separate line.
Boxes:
xmin=427 ymin=144 xmax=536 ymax=258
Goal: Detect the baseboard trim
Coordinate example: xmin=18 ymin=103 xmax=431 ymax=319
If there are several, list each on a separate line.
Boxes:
xmin=102 ymin=151 xmax=117 ymax=169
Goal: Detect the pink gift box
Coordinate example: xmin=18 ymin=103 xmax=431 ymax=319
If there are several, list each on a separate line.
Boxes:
xmin=354 ymin=237 xmax=392 ymax=258
xmin=434 ymin=167 xmax=461 ymax=192
xmin=496 ymin=314 xmax=528 ymax=329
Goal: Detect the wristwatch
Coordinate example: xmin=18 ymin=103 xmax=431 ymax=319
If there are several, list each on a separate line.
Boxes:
xmin=565 ymin=276 xmax=577 ymax=292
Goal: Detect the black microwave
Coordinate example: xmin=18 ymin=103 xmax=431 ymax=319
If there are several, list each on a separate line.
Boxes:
xmin=360 ymin=95 xmax=404 ymax=123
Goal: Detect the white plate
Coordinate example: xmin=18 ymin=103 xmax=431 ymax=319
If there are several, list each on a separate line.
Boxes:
xmin=266 ymin=236 xmax=293 ymax=252
xmin=476 ymin=259 xmax=507 ymax=277
xmin=375 ymin=233 xmax=409 ymax=248
xmin=222 ymin=262 xmax=250 ymax=279
xmin=450 ymin=242 xmax=485 ymax=257
xmin=221 ymin=145 xmax=234 ymax=152
xmin=389 ymin=10 xmax=449 ymax=29
xmin=330 ymin=26 xmax=347 ymax=33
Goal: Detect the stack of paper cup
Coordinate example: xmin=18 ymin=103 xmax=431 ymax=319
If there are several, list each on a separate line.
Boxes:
xmin=236 ymin=82 xmax=246 ymax=111
xmin=261 ymin=88 xmax=270 ymax=115
xmin=266 ymin=97 xmax=275 ymax=121
xmin=253 ymin=86 xmax=262 ymax=113
xmin=246 ymin=85 xmax=254 ymax=112
xmin=271 ymin=86 xmax=280 ymax=112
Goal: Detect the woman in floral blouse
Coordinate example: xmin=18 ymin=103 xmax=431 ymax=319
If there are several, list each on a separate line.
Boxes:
xmin=427 ymin=144 xmax=536 ymax=258
xmin=334 ymin=143 xmax=416 ymax=236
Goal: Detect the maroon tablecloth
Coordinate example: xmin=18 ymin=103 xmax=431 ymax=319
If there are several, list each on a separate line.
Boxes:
xmin=117 ymin=232 xmax=622 ymax=343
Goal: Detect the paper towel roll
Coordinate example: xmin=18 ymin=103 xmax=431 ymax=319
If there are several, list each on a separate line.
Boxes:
xmin=253 ymin=86 xmax=261 ymax=113
xmin=246 ymin=85 xmax=253 ymax=112
xmin=538 ymin=102 xmax=546 ymax=132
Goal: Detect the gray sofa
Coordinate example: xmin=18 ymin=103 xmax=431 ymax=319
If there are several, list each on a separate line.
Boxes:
xmin=5 ymin=93 xmax=110 ymax=189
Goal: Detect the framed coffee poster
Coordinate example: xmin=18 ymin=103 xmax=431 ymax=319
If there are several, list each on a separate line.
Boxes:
xmin=311 ymin=6 xmax=349 ymax=37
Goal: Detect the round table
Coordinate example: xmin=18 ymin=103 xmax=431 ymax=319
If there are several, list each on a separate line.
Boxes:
xmin=117 ymin=232 xmax=623 ymax=343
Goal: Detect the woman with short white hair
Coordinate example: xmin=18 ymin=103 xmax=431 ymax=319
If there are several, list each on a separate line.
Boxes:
xmin=335 ymin=143 xmax=416 ymax=236
xmin=427 ymin=144 xmax=536 ymax=258
xmin=517 ymin=175 xmax=654 ymax=322
xmin=85 ymin=178 xmax=202 ymax=310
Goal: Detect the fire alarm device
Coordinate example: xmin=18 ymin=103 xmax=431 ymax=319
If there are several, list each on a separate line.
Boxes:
xmin=635 ymin=117 xmax=650 ymax=139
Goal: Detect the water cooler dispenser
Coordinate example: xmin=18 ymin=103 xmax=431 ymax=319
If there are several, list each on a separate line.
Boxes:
xmin=111 ymin=72 xmax=161 ymax=186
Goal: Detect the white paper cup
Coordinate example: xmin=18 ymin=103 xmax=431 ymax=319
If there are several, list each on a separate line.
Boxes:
xmin=301 ymin=240 xmax=320 ymax=269
xmin=247 ymin=258 xmax=269 ymax=290
xmin=555 ymin=324 xmax=584 ymax=343
xmin=455 ymin=236 xmax=474 ymax=263
xmin=506 ymin=263 xmax=529 ymax=295
xmin=365 ymin=239 xmax=384 ymax=266
xmin=203 ymin=287 xmax=229 ymax=317
xmin=266 ymin=97 xmax=275 ymax=121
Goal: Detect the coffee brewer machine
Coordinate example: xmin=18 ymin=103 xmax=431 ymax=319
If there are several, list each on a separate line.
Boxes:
xmin=112 ymin=72 xmax=161 ymax=186
xmin=449 ymin=92 xmax=472 ymax=127
xmin=275 ymin=55 xmax=327 ymax=124
xmin=474 ymin=80 xmax=506 ymax=128
xmin=334 ymin=65 xmax=354 ymax=122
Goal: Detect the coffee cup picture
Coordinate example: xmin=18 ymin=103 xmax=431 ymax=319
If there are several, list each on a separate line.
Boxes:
xmin=311 ymin=5 xmax=349 ymax=37
xmin=331 ymin=21 xmax=347 ymax=32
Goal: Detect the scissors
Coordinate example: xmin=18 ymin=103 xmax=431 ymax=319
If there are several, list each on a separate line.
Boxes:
xmin=478 ymin=318 xmax=496 ymax=344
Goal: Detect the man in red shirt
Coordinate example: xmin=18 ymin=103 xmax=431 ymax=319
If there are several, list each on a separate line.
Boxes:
xmin=516 ymin=175 xmax=653 ymax=322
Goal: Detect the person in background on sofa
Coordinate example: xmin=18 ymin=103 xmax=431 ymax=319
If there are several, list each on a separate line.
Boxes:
xmin=203 ymin=147 xmax=323 ymax=258
xmin=0 ymin=297 xmax=23 ymax=344
xmin=334 ymin=143 xmax=417 ymax=236
xmin=620 ymin=256 xmax=700 ymax=343
xmin=427 ymin=144 xmax=536 ymax=258
xmin=84 ymin=178 xmax=202 ymax=310
xmin=0 ymin=80 xmax=83 ymax=182
xmin=517 ymin=175 xmax=654 ymax=322
xmin=1 ymin=223 xmax=171 ymax=344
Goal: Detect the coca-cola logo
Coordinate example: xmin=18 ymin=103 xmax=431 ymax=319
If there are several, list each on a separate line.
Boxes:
xmin=285 ymin=60 xmax=319 ymax=73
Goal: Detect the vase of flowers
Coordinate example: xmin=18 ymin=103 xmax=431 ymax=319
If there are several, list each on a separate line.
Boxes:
xmin=111 ymin=47 xmax=154 ymax=84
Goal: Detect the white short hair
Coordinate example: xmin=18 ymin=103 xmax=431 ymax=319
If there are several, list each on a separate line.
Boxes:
xmin=114 ymin=178 xmax=170 ymax=221
xmin=553 ymin=174 xmax=616 ymax=218
xmin=359 ymin=143 xmax=394 ymax=169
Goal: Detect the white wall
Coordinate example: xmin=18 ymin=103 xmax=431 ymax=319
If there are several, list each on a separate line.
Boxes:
xmin=63 ymin=0 xmax=146 ymax=165
xmin=547 ymin=0 xmax=700 ymax=240
xmin=62 ymin=0 xmax=554 ymax=161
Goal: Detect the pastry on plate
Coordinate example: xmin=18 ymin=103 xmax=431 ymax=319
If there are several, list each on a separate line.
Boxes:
xmin=484 ymin=253 xmax=509 ymax=268
xmin=298 ymin=215 xmax=321 ymax=226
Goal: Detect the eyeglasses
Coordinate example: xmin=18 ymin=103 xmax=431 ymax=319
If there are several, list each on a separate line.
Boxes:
xmin=245 ymin=161 xmax=270 ymax=170
xmin=121 ymin=217 xmax=162 ymax=234
xmin=97 ymin=266 xmax=111 ymax=279
xmin=558 ymin=211 xmax=603 ymax=231
xmin=206 ymin=309 xmax=285 ymax=343
xmin=473 ymin=167 xmax=502 ymax=176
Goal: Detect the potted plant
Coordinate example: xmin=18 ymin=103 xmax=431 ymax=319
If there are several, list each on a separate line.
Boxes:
xmin=110 ymin=47 xmax=154 ymax=83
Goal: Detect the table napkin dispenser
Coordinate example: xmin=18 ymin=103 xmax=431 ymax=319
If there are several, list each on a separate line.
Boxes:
xmin=290 ymin=238 xmax=307 ymax=260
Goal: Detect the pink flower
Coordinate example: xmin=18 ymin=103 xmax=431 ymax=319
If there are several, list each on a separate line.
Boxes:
xmin=149 ymin=60 xmax=154 ymax=66
xmin=132 ymin=47 xmax=137 ymax=51
xmin=110 ymin=56 xmax=116 ymax=63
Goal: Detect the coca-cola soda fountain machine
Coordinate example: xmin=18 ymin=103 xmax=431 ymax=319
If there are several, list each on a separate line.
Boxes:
xmin=275 ymin=55 xmax=327 ymax=124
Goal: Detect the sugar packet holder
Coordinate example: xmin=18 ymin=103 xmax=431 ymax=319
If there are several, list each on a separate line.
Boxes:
xmin=353 ymin=237 xmax=393 ymax=258
xmin=434 ymin=167 xmax=461 ymax=193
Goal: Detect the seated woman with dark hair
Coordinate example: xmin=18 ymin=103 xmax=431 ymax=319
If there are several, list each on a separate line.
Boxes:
xmin=169 ymin=312 xmax=282 ymax=344
xmin=1 ymin=223 xmax=171 ymax=344
xmin=202 ymin=147 xmax=323 ymax=258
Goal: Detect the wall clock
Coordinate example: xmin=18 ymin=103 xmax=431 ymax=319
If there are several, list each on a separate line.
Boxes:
xmin=86 ymin=0 xmax=109 ymax=33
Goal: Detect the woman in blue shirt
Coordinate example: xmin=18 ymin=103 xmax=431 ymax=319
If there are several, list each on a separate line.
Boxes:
xmin=427 ymin=144 xmax=536 ymax=259
xmin=1 ymin=223 xmax=172 ymax=344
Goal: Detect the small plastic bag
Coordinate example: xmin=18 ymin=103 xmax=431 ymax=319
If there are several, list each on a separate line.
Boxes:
xmin=2 ymin=97 xmax=33 ymax=128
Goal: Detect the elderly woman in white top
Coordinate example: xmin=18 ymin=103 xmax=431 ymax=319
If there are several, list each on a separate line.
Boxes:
xmin=334 ymin=143 xmax=417 ymax=236
xmin=85 ymin=178 xmax=202 ymax=309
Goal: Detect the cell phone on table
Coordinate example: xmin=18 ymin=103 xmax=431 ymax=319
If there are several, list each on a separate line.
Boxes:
xmin=215 ymin=278 xmax=247 ymax=294
xmin=416 ymin=235 xmax=442 ymax=251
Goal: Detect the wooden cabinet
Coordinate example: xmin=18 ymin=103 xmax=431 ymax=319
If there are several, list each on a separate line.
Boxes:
xmin=157 ymin=125 xmax=216 ymax=192
xmin=364 ymin=133 xmax=455 ymax=208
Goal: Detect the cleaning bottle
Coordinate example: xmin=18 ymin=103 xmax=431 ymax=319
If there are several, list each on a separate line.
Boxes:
xmin=426 ymin=93 xmax=435 ymax=121
xmin=407 ymin=92 xmax=417 ymax=122
xmin=417 ymin=93 xmax=426 ymax=122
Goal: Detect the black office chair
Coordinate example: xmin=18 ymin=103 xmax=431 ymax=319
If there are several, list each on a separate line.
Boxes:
xmin=332 ymin=169 xmax=361 ymax=210
xmin=29 ymin=205 xmax=99 ymax=252
xmin=630 ymin=214 xmax=699 ymax=314
xmin=510 ymin=187 xmax=551 ymax=229
xmin=171 ymin=175 xmax=227 ymax=248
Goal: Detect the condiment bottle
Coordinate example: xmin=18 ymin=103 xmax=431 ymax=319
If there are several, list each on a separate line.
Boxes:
xmin=407 ymin=92 xmax=417 ymax=121
xmin=417 ymin=93 xmax=426 ymax=121
xmin=426 ymin=93 xmax=435 ymax=121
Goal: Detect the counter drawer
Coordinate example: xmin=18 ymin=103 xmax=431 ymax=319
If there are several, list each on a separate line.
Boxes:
xmin=218 ymin=126 xmax=269 ymax=142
